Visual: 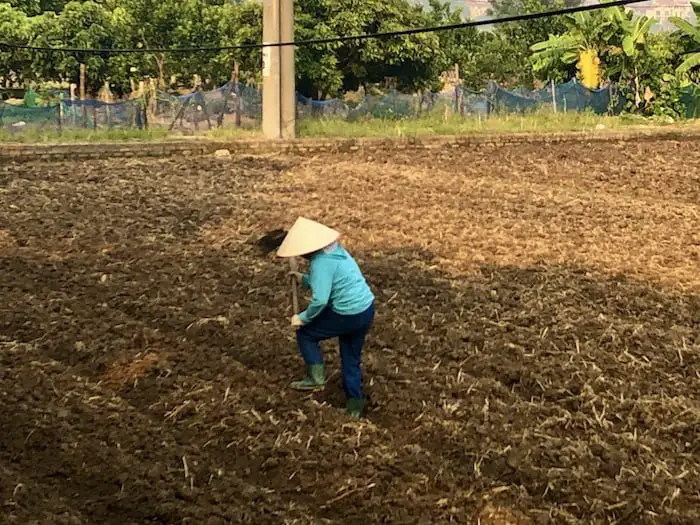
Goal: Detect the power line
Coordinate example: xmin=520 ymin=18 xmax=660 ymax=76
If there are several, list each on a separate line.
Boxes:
xmin=0 ymin=0 xmax=650 ymax=55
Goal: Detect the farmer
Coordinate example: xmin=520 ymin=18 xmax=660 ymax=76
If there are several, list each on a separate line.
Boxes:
xmin=277 ymin=217 xmax=375 ymax=418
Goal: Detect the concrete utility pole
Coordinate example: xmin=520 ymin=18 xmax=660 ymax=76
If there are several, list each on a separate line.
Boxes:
xmin=279 ymin=0 xmax=295 ymax=139
xmin=262 ymin=0 xmax=295 ymax=140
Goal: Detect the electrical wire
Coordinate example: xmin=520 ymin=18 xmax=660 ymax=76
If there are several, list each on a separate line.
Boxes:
xmin=0 ymin=0 xmax=650 ymax=55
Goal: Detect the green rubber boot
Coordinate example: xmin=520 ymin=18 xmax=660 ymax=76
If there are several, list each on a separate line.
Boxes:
xmin=290 ymin=364 xmax=325 ymax=391
xmin=345 ymin=398 xmax=364 ymax=418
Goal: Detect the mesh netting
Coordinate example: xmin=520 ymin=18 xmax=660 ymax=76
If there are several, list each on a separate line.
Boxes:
xmin=63 ymin=99 xmax=145 ymax=129
xmin=484 ymin=79 xmax=615 ymax=114
xmin=2 ymin=79 xmax=700 ymax=135
xmin=297 ymin=93 xmax=349 ymax=119
xmin=0 ymin=103 xmax=59 ymax=134
xmin=151 ymin=83 xmax=263 ymax=131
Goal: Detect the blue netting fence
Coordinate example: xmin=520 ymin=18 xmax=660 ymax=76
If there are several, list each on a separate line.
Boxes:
xmin=483 ymin=79 xmax=619 ymax=114
xmin=63 ymin=99 xmax=145 ymax=129
xmin=0 ymin=103 xmax=59 ymax=134
xmin=2 ymin=79 xmax=699 ymax=134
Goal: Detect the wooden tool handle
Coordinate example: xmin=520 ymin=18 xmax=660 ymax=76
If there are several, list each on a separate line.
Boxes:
xmin=289 ymin=258 xmax=300 ymax=315
xmin=291 ymin=275 xmax=299 ymax=315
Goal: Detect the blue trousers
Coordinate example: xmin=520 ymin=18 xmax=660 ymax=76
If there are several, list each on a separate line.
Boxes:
xmin=296 ymin=303 xmax=375 ymax=400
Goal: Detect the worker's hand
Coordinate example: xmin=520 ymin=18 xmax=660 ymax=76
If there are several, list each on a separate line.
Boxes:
xmin=288 ymin=271 xmax=304 ymax=285
xmin=290 ymin=314 xmax=304 ymax=328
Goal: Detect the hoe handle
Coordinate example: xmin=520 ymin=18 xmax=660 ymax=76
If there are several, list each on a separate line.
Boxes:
xmin=289 ymin=258 xmax=300 ymax=315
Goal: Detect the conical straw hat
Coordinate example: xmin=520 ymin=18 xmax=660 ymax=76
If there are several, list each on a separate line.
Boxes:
xmin=277 ymin=217 xmax=340 ymax=258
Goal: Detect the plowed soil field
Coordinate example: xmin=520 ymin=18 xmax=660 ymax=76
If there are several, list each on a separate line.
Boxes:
xmin=1 ymin=136 xmax=699 ymax=524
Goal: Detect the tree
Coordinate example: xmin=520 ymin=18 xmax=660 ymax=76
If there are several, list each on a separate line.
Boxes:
xmin=634 ymin=32 xmax=686 ymax=117
xmin=671 ymin=1 xmax=700 ymax=76
xmin=28 ymin=1 xmax=114 ymax=92
xmin=292 ymin=0 xmax=343 ymax=98
xmin=0 ymin=3 xmax=32 ymax=85
xmin=531 ymin=9 xmax=620 ymax=88
xmin=167 ymin=0 xmax=233 ymax=86
xmin=607 ymin=7 xmax=656 ymax=107
xmin=8 ymin=0 xmax=69 ymax=16
xmin=103 ymin=0 xmax=263 ymax=90
xmin=461 ymin=32 xmax=526 ymax=89
xmin=530 ymin=5 xmax=660 ymax=106
xmin=488 ymin=0 xmax=574 ymax=88
xmin=105 ymin=0 xmax=189 ymax=87
xmin=294 ymin=0 xmax=448 ymax=99
xmin=210 ymin=1 xmax=262 ymax=86
xmin=489 ymin=0 xmax=581 ymax=16
xmin=425 ymin=0 xmax=482 ymax=89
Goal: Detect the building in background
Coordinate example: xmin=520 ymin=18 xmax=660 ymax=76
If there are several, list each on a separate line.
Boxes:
xmin=415 ymin=0 xmax=489 ymax=20
xmin=464 ymin=0 xmax=491 ymax=19
xmin=583 ymin=0 xmax=695 ymax=30
xmin=417 ymin=0 xmax=695 ymax=30
xmin=629 ymin=0 xmax=695 ymax=30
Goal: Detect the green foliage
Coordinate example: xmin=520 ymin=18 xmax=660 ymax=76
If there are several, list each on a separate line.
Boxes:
xmin=651 ymin=73 xmax=686 ymax=118
xmin=2 ymin=0 xmax=466 ymax=98
xmin=0 ymin=3 xmax=32 ymax=82
xmin=105 ymin=0 xmax=192 ymax=87
xmin=489 ymin=0 xmax=581 ymax=16
xmin=531 ymin=6 xmax=663 ymax=107
xmin=0 ymin=0 xmax=698 ymax=125
xmin=632 ymin=33 xmax=685 ymax=117
xmin=671 ymin=1 xmax=700 ymax=75
xmin=606 ymin=8 xmax=657 ymax=93
xmin=298 ymin=109 xmax=639 ymax=138
xmin=295 ymin=0 xmax=449 ymax=98
xmin=8 ymin=0 xmax=68 ymax=16
xmin=679 ymin=82 xmax=700 ymax=117
xmin=489 ymin=0 xmax=574 ymax=88
xmin=531 ymin=8 xmax=620 ymax=81
xmin=426 ymin=0 xmax=489 ymax=90
xmin=56 ymin=2 xmax=114 ymax=90
xmin=213 ymin=1 xmax=262 ymax=85
xmin=527 ymin=4 xmax=699 ymax=116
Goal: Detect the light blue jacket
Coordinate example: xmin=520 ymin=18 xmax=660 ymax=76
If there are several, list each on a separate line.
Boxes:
xmin=298 ymin=244 xmax=374 ymax=324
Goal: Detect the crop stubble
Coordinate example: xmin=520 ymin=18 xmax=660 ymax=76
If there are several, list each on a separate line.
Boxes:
xmin=0 ymin=137 xmax=698 ymax=524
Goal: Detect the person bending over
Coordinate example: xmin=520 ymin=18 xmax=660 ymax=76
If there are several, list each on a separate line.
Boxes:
xmin=277 ymin=217 xmax=375 ymax=418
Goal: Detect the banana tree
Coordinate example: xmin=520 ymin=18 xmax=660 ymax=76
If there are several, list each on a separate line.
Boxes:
xmin=531 ymin=9 xmax=619 ymax=89
xmin=607 ymin=7 xmax=657 ymax=107
xmin=671 ymin=1 xmax=700 ymax=76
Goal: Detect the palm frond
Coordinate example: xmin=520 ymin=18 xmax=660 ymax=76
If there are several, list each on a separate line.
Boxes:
xmin=677 ymin=52 xmax=700 ymax=74
xmin=671 ymin=17 xmax=700 ymax=43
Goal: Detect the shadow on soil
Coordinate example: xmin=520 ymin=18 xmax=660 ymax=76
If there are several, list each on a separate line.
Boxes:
xmin=1 ymin=245 xmax=699 ymax=524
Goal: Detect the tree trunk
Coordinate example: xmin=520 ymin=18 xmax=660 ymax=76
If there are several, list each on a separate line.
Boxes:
xmin=634 ymin=66 xmax=641 ymax=110
xmin=79 ymin=63 xmax=86 ymax=100
xmin=234 ymin=61 xmax=241 ymax=128
xmin=155 ymin=54 xmax=166 ymax=88
xmin=79 ymin=63 xmax=87 ymax=128
xmin=148 ymin=78 xmax=157 ymax=120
